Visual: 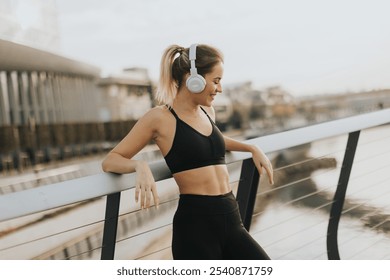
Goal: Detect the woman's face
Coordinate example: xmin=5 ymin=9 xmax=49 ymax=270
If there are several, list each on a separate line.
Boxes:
xmin=198 ymin=61 xmax=224 ymax=106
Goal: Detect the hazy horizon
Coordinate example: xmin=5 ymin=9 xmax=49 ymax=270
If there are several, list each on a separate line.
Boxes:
xmin=14 ymin=0 xmax=390 ymax=96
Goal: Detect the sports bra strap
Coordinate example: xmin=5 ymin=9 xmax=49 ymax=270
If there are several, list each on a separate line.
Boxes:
xmin=200 ymin=106 xmax=210 ymax=118
xmin=167 ymin=105 xmax=210 ymax=120
xmin=167 ymin=105 xmax=180 ymax=119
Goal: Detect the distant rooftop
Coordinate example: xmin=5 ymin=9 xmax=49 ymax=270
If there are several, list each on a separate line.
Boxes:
xmin=0 ymin=38 xmax=100 ymax=77
xmin=99 ymin=67 xmax=152 ymax=86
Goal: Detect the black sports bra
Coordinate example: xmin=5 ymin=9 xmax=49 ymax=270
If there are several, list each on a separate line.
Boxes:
xmin=164 ymin=106 xmax=226 ymax=174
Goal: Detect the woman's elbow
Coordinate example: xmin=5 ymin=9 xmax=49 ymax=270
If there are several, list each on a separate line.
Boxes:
xmin=101 ymin=161 xmax=109 ymax=173
xmin=101 ymin=155 xmax=113 ymax=173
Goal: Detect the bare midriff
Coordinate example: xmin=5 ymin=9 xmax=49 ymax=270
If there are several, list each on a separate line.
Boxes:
xmin=172 ymin=164 xmax=231 ymax=195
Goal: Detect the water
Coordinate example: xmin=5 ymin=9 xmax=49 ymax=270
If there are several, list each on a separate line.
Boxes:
xmin=252 ymin=124 xmax=390 ymax=259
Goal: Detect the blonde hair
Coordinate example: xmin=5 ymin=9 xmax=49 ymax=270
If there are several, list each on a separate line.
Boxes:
xmin=155 ymin=44 xmax=224 ymax=105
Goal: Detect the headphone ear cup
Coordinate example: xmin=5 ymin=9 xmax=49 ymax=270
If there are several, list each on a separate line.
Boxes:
xmin=186 ymin=74 xmax=206 ymax=93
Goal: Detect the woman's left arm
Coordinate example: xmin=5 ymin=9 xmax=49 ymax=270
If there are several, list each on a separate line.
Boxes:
xmin=224 ymin=135 xmax=274 ymax=185
xmin=205 ymin=105 xmax=274 ymax=184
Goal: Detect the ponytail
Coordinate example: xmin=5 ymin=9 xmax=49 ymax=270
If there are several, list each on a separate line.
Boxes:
xmin=155 ymin=45 xmax=184 ymax=106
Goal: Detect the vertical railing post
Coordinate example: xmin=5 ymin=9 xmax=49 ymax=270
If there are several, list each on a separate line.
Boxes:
xmin=101 ymin=192 xmax=121 ymax=260
xmin=236 ymin=158 xmax=261 ymax=231
xmin=327 ymin=130 xmax=360 ymax=260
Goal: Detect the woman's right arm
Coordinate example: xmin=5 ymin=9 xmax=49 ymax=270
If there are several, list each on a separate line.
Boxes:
xmin=102 ymin=108 xmax=161 ymax=209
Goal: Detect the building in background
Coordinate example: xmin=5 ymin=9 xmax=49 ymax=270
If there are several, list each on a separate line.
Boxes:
xmin=0 ymin=0 xmax=99 ymax=126
xmin=0 ymin=0 xmax=155 ymax=170
xmin=98 ymin=68 xmax=153 ymax=122
xmin=0 ymin=38 xmax=101 ymax=126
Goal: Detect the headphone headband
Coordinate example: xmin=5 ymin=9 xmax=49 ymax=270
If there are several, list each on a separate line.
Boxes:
xmin=186 ymin=43 xmax=206 ymax=93
xmin=189 ymin=43 xmax=197 ymax=60
xmin=189 ymin=44 xmax=198 ymax=75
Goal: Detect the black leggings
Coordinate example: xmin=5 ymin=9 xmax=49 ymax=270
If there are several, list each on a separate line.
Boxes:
xmin=172 ymin=191 xmax=270 ymax=260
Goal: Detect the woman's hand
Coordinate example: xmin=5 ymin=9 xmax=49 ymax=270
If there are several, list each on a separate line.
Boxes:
xmin=134 ymin=161 xmax=160 ymax=209
xmin=250 ymin=145 xmax=274 ymax=185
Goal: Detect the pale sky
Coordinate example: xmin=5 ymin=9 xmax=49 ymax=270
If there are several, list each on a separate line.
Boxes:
xmin=56 ymin=0 xmax=390 ymax=96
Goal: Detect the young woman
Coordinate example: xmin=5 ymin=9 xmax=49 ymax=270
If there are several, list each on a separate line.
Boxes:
xmin=102 ymin=44 xmax=274 ymax=260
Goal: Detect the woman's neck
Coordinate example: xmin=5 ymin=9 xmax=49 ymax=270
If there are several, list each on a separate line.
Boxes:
xmin=173 ymin=91 xmax=200 ymax=115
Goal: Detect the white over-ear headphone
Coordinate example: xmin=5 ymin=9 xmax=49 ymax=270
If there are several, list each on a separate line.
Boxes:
xmin=186 ymin=44 xmax=206 ymax=93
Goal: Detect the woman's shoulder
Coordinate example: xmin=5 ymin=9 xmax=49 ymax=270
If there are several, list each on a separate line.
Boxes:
xmin=148 ymin=105 xmax=170 ymax=116
xmin=141 ymin=105 xmax=173 ymax=123
xmin=142 ymin=105 xmax=175 ymax=138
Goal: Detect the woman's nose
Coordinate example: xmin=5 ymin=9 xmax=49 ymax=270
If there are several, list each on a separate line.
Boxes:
xmin=216 ymin=83 xmax=222 ymax=93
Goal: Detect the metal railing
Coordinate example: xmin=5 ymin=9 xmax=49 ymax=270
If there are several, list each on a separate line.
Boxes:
xmin=0 ymin=108 xmax=389 ymax=259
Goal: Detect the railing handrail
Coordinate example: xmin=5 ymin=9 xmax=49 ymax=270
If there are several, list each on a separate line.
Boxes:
xmin=1 ymin=108 xmax=389 ymax=222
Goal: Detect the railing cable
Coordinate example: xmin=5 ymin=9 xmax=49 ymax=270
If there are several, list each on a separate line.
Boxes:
xmin=344 ymin=218 xmax=390 ymax=259
xmin=135 ymin=245 xmax=172 ymax=260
